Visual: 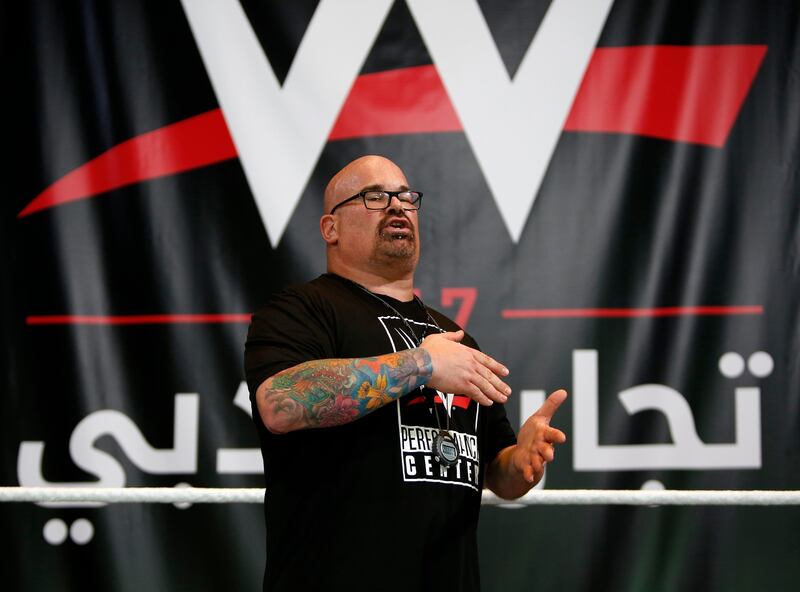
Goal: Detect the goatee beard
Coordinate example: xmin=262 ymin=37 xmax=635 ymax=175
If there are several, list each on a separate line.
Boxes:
xmin=374 ymin=225 xmax=417 ymax=261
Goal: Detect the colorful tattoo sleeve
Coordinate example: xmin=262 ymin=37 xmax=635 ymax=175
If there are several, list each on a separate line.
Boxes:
xmin=260 ymin=348 xmax=433 ymax=431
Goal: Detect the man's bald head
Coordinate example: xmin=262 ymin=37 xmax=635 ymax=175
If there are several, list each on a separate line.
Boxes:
xmin=320 ymin=155 xmax=420 ymax=283
xmin=323 ymin=155 xmax=408 ymax=214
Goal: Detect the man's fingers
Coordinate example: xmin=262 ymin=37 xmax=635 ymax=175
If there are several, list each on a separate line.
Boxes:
xmin=535 ymin=389 xmax=568 ymax=422
xmin=536 ymin=441 xmax=555 ymax=463
xmin=513 ymin=404 xmax=567 ymax=485
xmin=522 ymin=464 xmax=533 ymax=483
xmin=463 ymin=360 xmax=511 ymax=406
xmin=529 ymin=456 xmax=543 ymax=482
xmin=474 ymin=350 xmax=510 ymax=377
xmin=516 ymin=451 xmax=545 ymax=484
xmin=423 ymin=333 xmax=512 ymax=407
xmin=467 ymin=384 xmax=494 ymax=406
xmin=469 ymin=375 xmax=507 ymax=404
xmin=547 ymin=427 xmax=567 ymax=445
xmin=439 ymin=330 xmax=465 ymax=343
xmin=478 ymin=364 xmax=512 ymax=397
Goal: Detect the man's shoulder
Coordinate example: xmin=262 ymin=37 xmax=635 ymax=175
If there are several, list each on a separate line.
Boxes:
xmin=252 ymin=274 xmax=355 ymax=318
xmin=275 ymin=273 xmax=338 ymax=298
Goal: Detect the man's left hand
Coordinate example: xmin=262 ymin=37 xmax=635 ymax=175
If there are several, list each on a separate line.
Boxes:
xmin=512 ymin=389 xmax=568 ymax=484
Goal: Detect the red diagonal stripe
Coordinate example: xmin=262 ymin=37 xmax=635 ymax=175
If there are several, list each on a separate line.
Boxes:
xmin=19 ymin=45 xmax=766 ymax=218
xmin=564 ymin=45 xmax=767 ymax=146
xmin=328 ymin=64 xmax=462 ymax=140
xmin=18 ymin=110 xmax=237 ymax=217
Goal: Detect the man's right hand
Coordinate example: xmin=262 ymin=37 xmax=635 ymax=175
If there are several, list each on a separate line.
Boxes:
xmin=419 ymin=330 xmax=511 ymax=406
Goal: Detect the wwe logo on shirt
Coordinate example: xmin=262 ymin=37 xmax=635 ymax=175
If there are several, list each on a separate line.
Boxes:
xmin=180 ymin=0 xmax=615 ymax=245
xmin=377 ymin=313 xmax=483 ymax=490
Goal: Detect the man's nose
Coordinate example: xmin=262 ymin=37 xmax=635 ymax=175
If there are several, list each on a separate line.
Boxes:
xmin=386 ymin=194 xmax=406 ymax=214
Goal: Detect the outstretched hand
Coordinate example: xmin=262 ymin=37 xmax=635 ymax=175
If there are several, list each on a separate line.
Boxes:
xmin=419 ymin=330 xmax=511 ymax=406
xmin=513 ymin=389 xmax=568 ymax=483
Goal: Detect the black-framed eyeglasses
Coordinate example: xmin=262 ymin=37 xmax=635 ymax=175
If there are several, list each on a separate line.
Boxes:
xmin=329 ymin=190 xmax=423 ymax=215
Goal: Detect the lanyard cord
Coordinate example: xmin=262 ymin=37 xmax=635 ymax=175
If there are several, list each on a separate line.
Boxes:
xmin=346 ymin=279 xmax=451 ymax=434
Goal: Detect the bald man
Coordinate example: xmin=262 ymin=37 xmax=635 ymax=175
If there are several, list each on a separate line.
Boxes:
xmin=245 ymin=155 xmax=566 ymax=592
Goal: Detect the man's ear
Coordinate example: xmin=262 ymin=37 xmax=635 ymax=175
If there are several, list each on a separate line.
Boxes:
xmin=320 ymin=215 xmax=338 ymax=245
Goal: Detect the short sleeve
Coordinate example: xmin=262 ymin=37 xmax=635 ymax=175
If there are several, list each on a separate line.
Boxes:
xmin=244 ymin=287 xmax=337 ymax=397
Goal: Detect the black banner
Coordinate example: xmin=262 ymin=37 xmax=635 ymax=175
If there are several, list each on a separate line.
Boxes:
xmin=4 ymin=0 xmax=799 ymax=590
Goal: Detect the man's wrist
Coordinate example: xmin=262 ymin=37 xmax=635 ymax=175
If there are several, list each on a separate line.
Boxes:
xmin=413 ymin=347 xmax=433 ymax=382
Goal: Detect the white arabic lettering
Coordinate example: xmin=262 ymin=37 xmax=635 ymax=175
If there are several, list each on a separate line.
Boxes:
xmin=17 ymin=394 xmax=199 ymax=507
xmin=573 ymin=350 xmax=763 ymax=471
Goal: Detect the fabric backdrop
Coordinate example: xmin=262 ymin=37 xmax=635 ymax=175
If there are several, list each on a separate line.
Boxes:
xmin=4 ymin=0 xmax=799 ymax=590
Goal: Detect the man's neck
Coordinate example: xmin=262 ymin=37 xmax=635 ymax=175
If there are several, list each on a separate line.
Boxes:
xmin=328 ymin=262 xmax=415 ymax=301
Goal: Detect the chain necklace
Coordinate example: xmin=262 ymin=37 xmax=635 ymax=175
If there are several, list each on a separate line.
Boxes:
xmin=344 ymin=277 xmax=461 ymax=468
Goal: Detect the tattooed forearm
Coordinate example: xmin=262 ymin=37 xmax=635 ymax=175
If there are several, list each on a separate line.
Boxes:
xmin=257 ymin=348 xmax=433 ymax=433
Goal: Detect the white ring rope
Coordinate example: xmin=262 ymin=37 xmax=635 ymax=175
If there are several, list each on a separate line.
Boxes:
xmin=1 ymin=487 xmax=798 ymax=506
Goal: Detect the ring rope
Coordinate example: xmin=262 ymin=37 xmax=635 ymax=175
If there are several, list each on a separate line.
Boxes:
xmin=1 ymin=487 xmax=798 ymax=506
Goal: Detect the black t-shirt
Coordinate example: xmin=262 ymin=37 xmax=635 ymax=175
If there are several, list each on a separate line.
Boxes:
xmin=245 ymin=273 xmax=517 ymax=592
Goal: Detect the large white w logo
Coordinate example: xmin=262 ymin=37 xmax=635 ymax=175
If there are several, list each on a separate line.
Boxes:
xmin=180 ymin=0 xmax=614 ymax=246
